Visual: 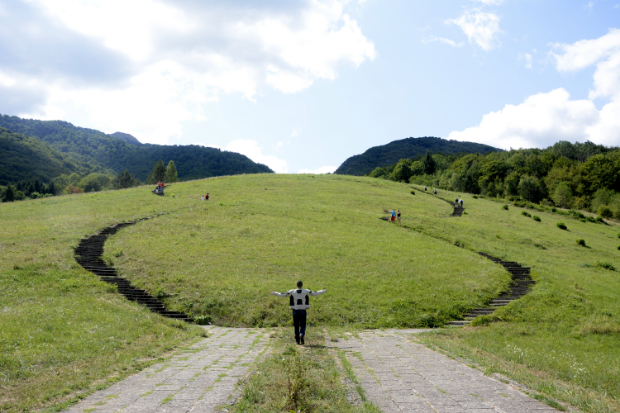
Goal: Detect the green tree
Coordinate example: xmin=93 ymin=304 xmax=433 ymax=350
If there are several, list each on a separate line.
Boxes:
xmin=422 ymin=151 xmax=436 ymax=175
xmin=113 ymin=170 xmax=140 ymax=189
xmin=78 ymin=173 xmax=111 ymax=192
xmin=552 ymin=182 xmax=573 ymax=208
xmin=389 ymin=159 xmax=412 ymax=182
xmin=582 ymin=154 xmax=620 ymax=193
xmin=2 ymin=184 xmax=15 ymax=202
xmin=503 ymin=172 xmax=521 ymax=196
xmin=165 ymin=160 xmax=179 ymax=183
xmin=147 ymin=160 xmax=166 ymax=184
xmin=518 ymin=175 xmax=545 ymax=203
xmin=368 ymin=167 xmax=387 ymax=178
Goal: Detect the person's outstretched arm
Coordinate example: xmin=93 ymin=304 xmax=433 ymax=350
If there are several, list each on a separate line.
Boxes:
xmin=271 ymin=291 xmax=291 ymax=297
xmin=309 ymin=289 xmax=327 ymax=296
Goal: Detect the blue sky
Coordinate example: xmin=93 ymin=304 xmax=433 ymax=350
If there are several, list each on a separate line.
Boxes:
xmin=1 ymin=0 xmax=619 ymax=173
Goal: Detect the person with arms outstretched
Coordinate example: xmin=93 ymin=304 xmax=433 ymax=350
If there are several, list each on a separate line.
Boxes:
xmin=271 ymin=281 xmax=327 ymax=345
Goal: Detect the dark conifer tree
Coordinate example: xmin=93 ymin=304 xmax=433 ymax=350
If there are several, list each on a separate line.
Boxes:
xmin=422 ymin=151 xmax=436 ymax=175
xmin=147 ymin=160 xmax=167 ymax=184
xmin=2 ymin=184 xmax=15 ymax=202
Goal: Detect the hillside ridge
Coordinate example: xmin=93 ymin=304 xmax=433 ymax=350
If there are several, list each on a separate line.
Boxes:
xmin=335 ymin=136 xmax=501 ymax=176
xmin=0 ymin=114 xmax=273 ymax=183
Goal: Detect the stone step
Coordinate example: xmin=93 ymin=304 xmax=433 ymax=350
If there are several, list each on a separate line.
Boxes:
xmin=448 ymin=320 xmax=471 ymax=326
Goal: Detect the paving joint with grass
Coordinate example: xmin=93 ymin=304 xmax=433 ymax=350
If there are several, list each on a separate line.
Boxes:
xmin=331 ymin=329 xmax=562 ymax=412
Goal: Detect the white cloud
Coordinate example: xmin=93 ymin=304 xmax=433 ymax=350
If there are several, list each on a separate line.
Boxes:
xmin=447 ymin=9 xmax=501 ymax=51
xmin=225 ymin=139 xmax=289 ymax=173
xmin=298 ymin=165 xmax=337 ymax=174
xmin=421 ymin=35 xmax=464 ymax=48
xmin=471 ymin=0 xmax=504 ymax=5
xmin=31 ymin=0 xmax=190 ymax=62
xmin=449 ymin=30 xmax=620 ymax=149
xmin=10 ymin=0 xmax=376 ymax=145
xmin=551 ymin=28 xmax=620 ymax=100
xmin=518 ymin=52 xmax=533 ymax=69
xmin=447 ymin=88 xmax=599 ymax=149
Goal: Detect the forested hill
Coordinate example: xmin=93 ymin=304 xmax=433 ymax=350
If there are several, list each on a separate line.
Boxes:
xmin=0 ymin=127 xmax=90 ymax=186
xmin=0 ymin=114 xmax=273 ymax=183
xmin=334 ymin=136 xmax=501 ymax=176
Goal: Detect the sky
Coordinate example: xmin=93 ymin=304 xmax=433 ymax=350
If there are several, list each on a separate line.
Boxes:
xmin=1 ymin=0 xmax=619 ymax=173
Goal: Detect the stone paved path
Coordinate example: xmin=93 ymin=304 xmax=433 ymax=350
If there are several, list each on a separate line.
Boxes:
xmin=332 ymin=329 xmax=560 ymax=413
xmin=65 ymin=327 xmax=270 ymax=413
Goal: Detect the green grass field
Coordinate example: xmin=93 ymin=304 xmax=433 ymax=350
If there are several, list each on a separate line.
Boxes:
xmin=0 ymin=187 xmax=206 ymax=412
xmin=2 ymin=174 xmax=620 ymax=412
xmin=106 ymin=174 xmax=508 ymax=329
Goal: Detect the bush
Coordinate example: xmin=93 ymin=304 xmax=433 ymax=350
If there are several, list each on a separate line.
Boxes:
xmin=502 ymin=204 xmax=509 ymax=210
xmin=532 ymin=216 xmax=541 ymax=222
xmin=557 ymin=222 xmax=568 ymax=230
xmin=598 ymin=205 xmax=614 ymax=219
xmin=596 ymin=217 xmax=605 ymax=224
xmin=596 ymin=262 xmax=616 ymax=271
xmin=617 ymin=245 xmax=620 ymax=250
xmin=522 ymin=211 xmax=531 ymax=217
xmin=551 ymin=207 xmax=557 ymax=212
xmin=410 ymin=190 xmax=415 ymax=195
xmin=194 ymin=315 xmax=212 ymax=325
xmin=472 ymin=195 xmax=478 ymax=199
xmin=586 ymin=216 xmax=596 ymax=223
xmin=576 ymin=239 xmax=586 ymax=247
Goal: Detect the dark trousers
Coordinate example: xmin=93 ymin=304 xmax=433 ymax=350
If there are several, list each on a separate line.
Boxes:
xmin=292 ymin=309 xmax=307 ymax=341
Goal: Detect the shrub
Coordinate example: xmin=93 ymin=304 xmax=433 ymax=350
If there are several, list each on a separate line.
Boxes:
xmin=521 ymin=211 xmax=531 ymax=217
xmin=576 ymin=239 xmax=586 ymax=247
xmin=410 ymin=190 xmax=415 ymax=195
xmin=194 ymin=315 xmax=212 ymax=325
xmin=557 ymin=222 xmax=567 ymax=230
xmin=596 ymin=262 xmax=616 ymax=271
xmin=618 ymin=233 xmax=620 ymax=238
xmin=551 ymin=207 xmax=557 ymax=212
xmin=598 ymin=205 xmax=614 ymax=219
xmin=532 ymin=216 xmax=541 ymax=222
xmin=617 ymin=245 xmax=620 ymax=250
xmin=580 ymin=218 xmax=587 ymax=223
xmin=596 ymin=217 xmax=605 ymax=224
xmin=472 ymin=195 xmax=478 ymax=199
xmin=586 ymin=216 xmax=596 ymax=223
xmin=502 ymin=204 xmax=509 ymax=210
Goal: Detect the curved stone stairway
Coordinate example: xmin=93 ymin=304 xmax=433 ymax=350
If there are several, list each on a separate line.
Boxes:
xmin=74 ymin=219 xmax=192 ymax=322
xmin=448 ymin=253 xmax=535 ymax=326
xmin=415 ymin=188 xmax=536 ymax=326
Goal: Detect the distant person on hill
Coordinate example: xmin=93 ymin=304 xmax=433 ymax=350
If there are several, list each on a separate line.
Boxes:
xmin=424 ymin=185 xmax=427 ymax=193
xmin=434 ymin=188 xmax=437 ymax=196
xmin=460 ymin=199 xmax=464 ymax=207
xmin=205 ymin=193 xmax=210 ymax=201
xmin=455 ymin=199 xmax=459 ymax=208
xmin=271 ymin=281 xmax=327 ymax=345
xmin=201 ymin=195 xmax=204 ymax=201
xmin=397 ymin=210 xmax=402 ymax=226
xmin=390 ymin=209 xmax=396 ymax=223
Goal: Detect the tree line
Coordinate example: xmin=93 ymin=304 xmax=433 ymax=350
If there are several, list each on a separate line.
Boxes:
xmin=1 ymin=160 xmax=178 ymax=202
xmin=368 ymin=140 xmax=620 ymax=219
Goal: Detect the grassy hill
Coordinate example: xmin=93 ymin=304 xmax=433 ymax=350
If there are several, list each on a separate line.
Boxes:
xmin=334 ymin=136 xmax=501 ymax=176
xmin=1 ymin=174 xmax=619 ymax=412
xmin=0 ymin=114 xmax=273 ymax=183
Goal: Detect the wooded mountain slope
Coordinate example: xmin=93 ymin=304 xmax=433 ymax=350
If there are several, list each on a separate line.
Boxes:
xmin=0 ymin=114 xmax=273 ymax=183
xmin=335 ymin=136 xmax=501 ymax=176
xmin=0 ymin=127 xmax=90 ymax=186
